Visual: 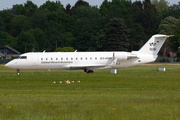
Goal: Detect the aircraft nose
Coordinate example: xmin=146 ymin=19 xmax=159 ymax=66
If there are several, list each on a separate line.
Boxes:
xmin=5 ymin=61 xmax=13 ymax=68
xmin=5 ymin=62 xmax=10 ymax=67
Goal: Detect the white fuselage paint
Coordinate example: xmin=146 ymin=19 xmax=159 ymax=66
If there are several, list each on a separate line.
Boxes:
xmin=5 ymin=34 xmax=170 ymax=72
xmin=5 ymin=51 xmax=157 ymax=70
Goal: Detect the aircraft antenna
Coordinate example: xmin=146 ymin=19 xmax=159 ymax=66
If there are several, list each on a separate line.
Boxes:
xmin=43 ymin=50 xmax=46 ymax=53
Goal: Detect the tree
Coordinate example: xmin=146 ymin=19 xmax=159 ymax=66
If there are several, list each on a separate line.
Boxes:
xmin=73 ymin=6 xmax=101 ymax=51
xmin=44 ymin=20 xmax=65 ymax=51
xmin=64 ymin=32 xmax=76 ymax=47
xmin=168 ymin=2 xmax=180 ymax=19
xmin=0 ymin=10 xmax=12 ymax=32
xmin=158 ymin=16 xmax=180 ymax=35
xmin=23 ymin=11 xmax=47 ymax=31
xmin=28 ymin=28 xmax=46 ymax=52
xmin=103 ymin=18 xmax=129 ymax=51
xmin=74 ymin=0 xmax=89 ymax=8
xmin=170 ymin=29 xmax=180 ymax=53
xmin=158 ymin=17 xmax=180 ymax=54
xmin=64 ymin=4 xmax=72 ymax=15
xmin=158 ymin=16 xmax=180 ymax=57
xmin=12 ymin=4 xmax=26 ymax=15
xmin=24 ymin=1 xmax=38 ymax=17
xmin=16 ymin=31 xmax=37 ymax=53
xmin=102 ymin=0 xmax=108 ymax=5
xmin=139 ymin=0 xmax=157 ymax=36
xmin=151 ymin=0 xmax=169 ymax=13
xmin=0 ymin=16 xmax=5 ymax=32
xmin=100 ymin=0 xmax=131 ymax=22
xmin=70 ymin=0 xmax=90 ymax=15
xmin=0 ymin=31 xmax=16 ymax=47
xmin=47 ymin=11 xmax=75 ymax=32
xmin=39 ymin=1 xmax=63 ymax=12
xmin=9 ymin=15 xmax=27 ymax=37
xmin=91 ymin=29 xmax=105 ymax=51
xmin=54 ymin=47 xmax=75 ymax=52
xmin=129 ymin=1 xmax=143 ymax=23
xmin=124 ymin=14 xmax=144 ymax=51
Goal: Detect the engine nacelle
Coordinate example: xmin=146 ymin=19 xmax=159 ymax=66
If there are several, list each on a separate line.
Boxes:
xmin=114 ymin=52 xmax=138 ymax=61
xmin=114 ymin=52 xmax=128 ymax=61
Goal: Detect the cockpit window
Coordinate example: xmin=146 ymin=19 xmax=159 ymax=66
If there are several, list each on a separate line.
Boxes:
xmin=20 ymin=56 xmax=27 ymax=59
xmin=15 ymin=56 xmax=27 ymax=59
xmin=15 ymin=56 xmax=21 ymax=59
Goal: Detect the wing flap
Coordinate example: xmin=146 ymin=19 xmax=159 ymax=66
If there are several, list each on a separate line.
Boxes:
xmin=69 ymin=65 xmax=106 ymax=70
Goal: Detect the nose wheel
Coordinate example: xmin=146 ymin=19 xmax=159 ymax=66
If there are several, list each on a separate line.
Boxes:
xmin=17 ymin=69 xmax=20 ymax=75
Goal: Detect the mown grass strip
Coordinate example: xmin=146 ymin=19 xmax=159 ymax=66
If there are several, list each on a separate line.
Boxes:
xmin=0 ymin=64 xmax=180 ymax=120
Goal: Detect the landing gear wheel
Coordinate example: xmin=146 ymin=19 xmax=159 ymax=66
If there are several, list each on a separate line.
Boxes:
xmin=84 ymin=69 xmax=88 ymax=72
xmin=84 ymin=69 xmax=94 ymax=73
xmin=87 ymin=70 xmax=94 ymax=73
xmin=17 ymin=69 xmax=20 ymax=75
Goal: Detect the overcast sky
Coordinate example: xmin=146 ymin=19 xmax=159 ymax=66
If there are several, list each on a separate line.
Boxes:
xmin=0 ymin=0 xmax=179 ymax=11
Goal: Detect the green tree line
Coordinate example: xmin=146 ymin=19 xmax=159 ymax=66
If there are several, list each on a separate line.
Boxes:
xmin=1 ymin=0 xmax=180 ymax=56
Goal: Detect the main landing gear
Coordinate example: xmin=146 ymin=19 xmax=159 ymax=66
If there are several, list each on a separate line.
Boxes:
xmin=84 ymin=69 xmax=94 ymax=73
xmin=17 ymin=69 xmax=20 ymax=75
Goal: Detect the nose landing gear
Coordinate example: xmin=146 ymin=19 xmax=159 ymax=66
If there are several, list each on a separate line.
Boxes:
xmin=17 ymin=69 xmax=20 ymax=75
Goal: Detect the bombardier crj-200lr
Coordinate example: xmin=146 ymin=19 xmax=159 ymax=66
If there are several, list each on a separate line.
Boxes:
xmin=5 ymin=34 xmax=171 ymax=75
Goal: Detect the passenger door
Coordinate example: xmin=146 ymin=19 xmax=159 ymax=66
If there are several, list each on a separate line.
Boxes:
xmin=32 ymin=53 xmax=38 ymax=66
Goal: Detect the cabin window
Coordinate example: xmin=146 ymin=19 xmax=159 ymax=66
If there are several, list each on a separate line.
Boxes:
xmin=138 ymin=60 xmax=141 ymax=62
xmin=90 ymin=57 xmax=92 ymax=60
xmin=66 ymin=58 xmax=68 ymax=60
xmin=86 ymin=57 xmax=87 ymax=60
xmin=76 ymin=57 xmax=78 ymax=60
xmin=95 ymin=57 xmax=97 ymax=60
xmin=100 ymin=57 xmax=102 ymax=60
xmin=51 ymin=58 xmax=53 ymax=60
xmin=41 ymin=58 xmax=43 ymax=60
xmin=71 ymin=58 xmax=73 ymax=60
xmin=16 ymin=56 xmax=21 ymax=59
xmin=46 ymin=58 xmax=48 ymax=60
xmin=61 ymin=58 xmax=63 ymax=60
xmin=81 ymin=57 xmax=83 ymax=60
xmin=56 ymin=58 xmax=58 ymax=60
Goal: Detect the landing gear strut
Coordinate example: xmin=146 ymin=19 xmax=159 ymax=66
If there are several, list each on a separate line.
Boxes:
xmin=84 ymin=69 xmax=94 ymax=73
xmin=17 ymin=69 xmax=20 ymax=75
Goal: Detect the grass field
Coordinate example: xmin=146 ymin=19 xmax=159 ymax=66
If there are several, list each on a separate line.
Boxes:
xmin=0 ymin=64 xmax=180 ymax=120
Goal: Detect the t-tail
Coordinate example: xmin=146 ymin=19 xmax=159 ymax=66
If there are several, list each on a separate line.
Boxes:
xmin=138 ymin=34 xmax=171 ymax=55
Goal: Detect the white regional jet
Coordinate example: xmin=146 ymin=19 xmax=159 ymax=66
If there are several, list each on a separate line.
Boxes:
xmin=5 ymin=34 xmax=171 ymax=75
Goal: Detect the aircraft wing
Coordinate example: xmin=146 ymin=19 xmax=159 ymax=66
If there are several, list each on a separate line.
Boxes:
xmin=69 ymin=65 xmax=107 ymax=70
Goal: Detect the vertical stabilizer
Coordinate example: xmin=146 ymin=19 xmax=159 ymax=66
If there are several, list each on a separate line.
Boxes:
xmin=138 ymin=34 xmax=170 ymax=55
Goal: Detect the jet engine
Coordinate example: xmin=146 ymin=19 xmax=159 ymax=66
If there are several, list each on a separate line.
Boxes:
xmin=114 ymin=52 xmax=138 ymax=61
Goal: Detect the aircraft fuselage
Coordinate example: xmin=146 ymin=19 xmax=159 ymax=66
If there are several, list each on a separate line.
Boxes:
xmin=5 ymin=34 xmax=171 ymax=74
xmin=5 ymin=51 xmax=156 ymax=70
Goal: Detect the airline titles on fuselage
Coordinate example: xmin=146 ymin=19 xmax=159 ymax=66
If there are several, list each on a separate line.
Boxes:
xmin=40 ymin=57 xmax=113 ymax=64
